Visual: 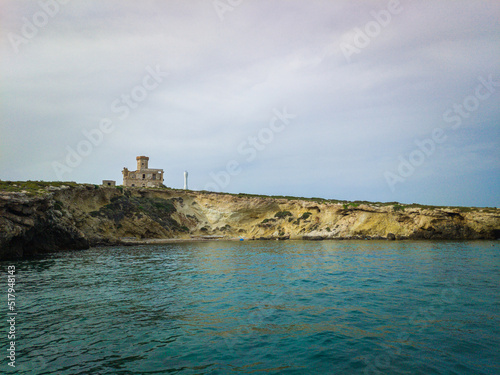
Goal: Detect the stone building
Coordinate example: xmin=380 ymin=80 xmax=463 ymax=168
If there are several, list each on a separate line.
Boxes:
xmin=102 ymin=180 xmax=116 ymax=187
xmin=122 ymin=156 xmax=164 ymax=188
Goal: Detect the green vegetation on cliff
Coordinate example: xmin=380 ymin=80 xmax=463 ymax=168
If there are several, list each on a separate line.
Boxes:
xmin=0 ymin=180 xmax=80 ymax=195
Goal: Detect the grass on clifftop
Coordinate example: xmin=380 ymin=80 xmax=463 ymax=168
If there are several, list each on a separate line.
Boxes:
xmin=0 ymin=180 xmax=81 ymax=195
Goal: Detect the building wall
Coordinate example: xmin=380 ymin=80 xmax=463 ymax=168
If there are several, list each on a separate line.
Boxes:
xmin=102 ymin=180 xmax=116 ymax=187
xmin=122 ymin=168 xmax=164 ymax=187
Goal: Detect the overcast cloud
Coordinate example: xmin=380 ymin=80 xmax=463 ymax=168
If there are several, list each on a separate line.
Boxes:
xmin=1 ymin=0 xmax=499 ymax=207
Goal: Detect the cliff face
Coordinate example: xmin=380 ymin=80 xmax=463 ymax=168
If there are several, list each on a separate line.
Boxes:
xmin=0 ymin=190 xmax=89 ymax=260
xmin=1 ymin=184 xmax=499 ymax=259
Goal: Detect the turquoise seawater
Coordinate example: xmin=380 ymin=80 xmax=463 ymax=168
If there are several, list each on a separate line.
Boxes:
xmin=2 ymin=241 xmax=499 ymax=374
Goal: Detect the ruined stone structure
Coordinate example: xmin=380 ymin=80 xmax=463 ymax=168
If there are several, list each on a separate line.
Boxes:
xmin=122 ymin=156 xmax=164 ymax=188
xmin=102 ymin=180 xmax=116 ymax=187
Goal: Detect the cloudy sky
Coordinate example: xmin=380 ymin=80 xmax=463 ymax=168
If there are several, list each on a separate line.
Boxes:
xmin=1 ymin=0 xmax=499 ymax=207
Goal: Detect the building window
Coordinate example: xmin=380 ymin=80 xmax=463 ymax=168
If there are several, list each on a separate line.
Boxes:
xmin=143 ymin=174 xmax=145 ymax=179
xmin=152 ymin=174 xmax=156 ymax=180
xmin=132 ymin=184 xmax=135 ymax=187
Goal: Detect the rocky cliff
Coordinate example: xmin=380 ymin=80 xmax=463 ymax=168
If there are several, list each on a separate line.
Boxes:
xmin=1 ymin=182 xmax=499 ymax=259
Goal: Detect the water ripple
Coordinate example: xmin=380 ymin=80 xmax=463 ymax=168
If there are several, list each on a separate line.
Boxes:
xmin=2 ymin=241 xmax=499 ymax=374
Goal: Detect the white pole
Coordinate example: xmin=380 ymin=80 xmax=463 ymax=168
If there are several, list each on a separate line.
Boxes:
xmin=184 ymin=171 xmax=188 ymax=190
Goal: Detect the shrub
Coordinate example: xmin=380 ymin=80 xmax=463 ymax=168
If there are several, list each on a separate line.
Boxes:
xmin=274 ymin=211 xmax=293 ymax=219
xmin=300 ymin=212 xmax=312 ymax=220
xmin=153 ymin=200 xmax=175 ymax=212
xmin=53 ymin=200 xmax=64 ymax=210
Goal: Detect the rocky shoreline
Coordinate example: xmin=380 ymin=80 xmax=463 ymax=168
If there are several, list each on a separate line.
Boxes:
xmin=1 ymin=183 xmax=499 ymax=260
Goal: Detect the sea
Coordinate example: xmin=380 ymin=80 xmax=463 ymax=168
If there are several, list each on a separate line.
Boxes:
xmin=2 ymin=240 xmax=499 ymax=374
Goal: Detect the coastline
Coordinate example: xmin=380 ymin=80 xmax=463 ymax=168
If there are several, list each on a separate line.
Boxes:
xmin=114 ymin=237 xmax=499 ymax=247
xmin=1 ymin=182 xmax=499 ymax=260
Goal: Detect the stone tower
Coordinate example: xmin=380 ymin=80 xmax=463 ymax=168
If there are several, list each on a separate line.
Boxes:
xmin=137 ymin=156 xmax=149 ymax=170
